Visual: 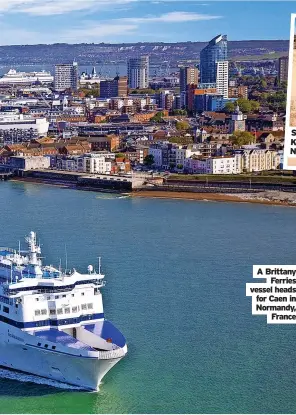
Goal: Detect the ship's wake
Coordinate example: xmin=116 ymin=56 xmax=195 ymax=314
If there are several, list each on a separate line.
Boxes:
xmin=0 ymin=367 xmax=83 ymax=391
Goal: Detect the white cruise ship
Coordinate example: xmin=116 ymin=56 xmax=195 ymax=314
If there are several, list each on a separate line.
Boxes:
xmin=0 ymin=69 xmax=54 ymax=85
xmin=0 ymin=232 xmax=127 ymax=391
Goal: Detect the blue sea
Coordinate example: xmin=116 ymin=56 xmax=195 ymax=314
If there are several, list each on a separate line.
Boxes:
xmin=0 ymin=181 xmax=295 ymax=413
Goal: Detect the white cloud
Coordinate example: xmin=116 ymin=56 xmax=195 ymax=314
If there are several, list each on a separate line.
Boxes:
xmin=0 ymin=0 xmax=216 ymax=16
xmin=0 ymin=0 xmax=137 ymax=15
xmin=122 ymin=11 xmax=221 ymax=23
xmin=59 ymin=23 xmax=138 ymax=42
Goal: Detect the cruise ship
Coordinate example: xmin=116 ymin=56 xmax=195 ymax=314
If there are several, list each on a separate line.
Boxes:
xmin=0 ymin=69 xmax=54 ymax=85
xmin=0 ymin=232 xmax=127 ymax=390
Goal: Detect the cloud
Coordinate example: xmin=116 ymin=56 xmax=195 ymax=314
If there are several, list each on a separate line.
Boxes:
xmin=0 ymin=0 xmax=137 ymax=15
xmin=59 ymin=23 xmax=138 ymax=42
xmin=0 ymin=0 xmax=213 ymax=16
xmin=122 ymin=11 xmax=221 ymax=23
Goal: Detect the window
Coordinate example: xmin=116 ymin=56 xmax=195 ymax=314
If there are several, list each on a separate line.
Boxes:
xmin=87 ymin=303 xmax=93 ymax=310
xmin=81 ymin=292 xmax=84 ymax=296
xmin=81 ymin=304 xmax=87 ymax=310
xmin=52 ymin=346 xmax=56 ymax=350
xmin=36 ymin=298 xmax=39 ymax=301
xmin=72 ymin=306 xmax=78 ymax=312
xmin=35 ymin=310 xmax=41 ymax=316
xmin=37 ymin=342 xmax=41 ymax=347
xmin=55 ymin=296 xmax=59 ymax=299
xmin=62 ymin=295 xmax=66 ymax=298
xmin=3 ymin=306 xmax=9 ymax=314
xmin=49 ymin=309 xmax=55 ymax=315
xmin=41 ymin=309 xmax=47 ymax=315
xmin=45 ymin=344 xmax=48 ymax=348
xmin=57 ymin=308 xmax=63 ymax=315
xmin=64 ymin=307 xmax=70 ymax=314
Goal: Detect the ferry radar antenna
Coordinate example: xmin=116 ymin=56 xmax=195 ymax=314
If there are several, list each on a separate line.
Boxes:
xmin=65 ymin=244 xmax=68 ymax=274
xmin=98 ymin=256 xmax=101 ymax=275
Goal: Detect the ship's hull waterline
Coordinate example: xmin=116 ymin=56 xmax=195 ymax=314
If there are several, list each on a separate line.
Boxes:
xmin=0 ymin=323 xmax=126 ymax=391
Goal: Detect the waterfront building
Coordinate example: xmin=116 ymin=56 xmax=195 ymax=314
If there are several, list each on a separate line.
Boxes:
xmin=278 ymin=56 xmax=288 ymax=84
xmin=100 ymin=76 xmax=128 ymax=98
xmin=200 ymin=35 xmax=228 ymax=98
xmin=9 ymin=155 xmax=50 ymax=170
xmin=235 ymin=149 xmax=281 ymax=172
xmin=54 ymin=62 xmax=79 ymax=91
xmin=127 ymin=56 xmax=149 ymax=89
xmin=185 ymin=155 xmax=239 ymax=174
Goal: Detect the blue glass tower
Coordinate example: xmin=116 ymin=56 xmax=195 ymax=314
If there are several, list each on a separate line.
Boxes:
xmin=200 ymin=35 xmax=228 ymax=84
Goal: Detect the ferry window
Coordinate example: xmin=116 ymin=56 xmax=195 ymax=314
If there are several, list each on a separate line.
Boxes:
xmin=62 ymin=295 xmax=66 ymax=298
xmin=57 ymin=308 xmax=63 ymax=315
xmin=3 ymin=306 xmax=9 ymax=314
xmin=72 ymin=306 xmax=78 ymax=312
xmin=41 ymin=309 xmax=47 ymax=315
xmin=44 ymin=344 xmax=48 ymax=348
xmin=87 ymin=303 xmax=93 ymax=309
xmin=37 ymin=342 xmax=41 ymax=346
xmin=35 ymin=310 xmax=41 ymax=316
xmin=49 ymin=309 xmax=55 ymax=315
xmin=81 ymin=304 xmax=87 ymax=310
xmin=71 ymin=294 xmax=74 ymax=297
xmin=36 ymin=298 xmax=39 ymax=301
xmin=64 ymin=308 xmax=70 ymax=314
xmin=55 ymin=296 xmax=59 ymax=299
xmin=81 ymin=292 xmax=84 ymax=296
xmin=52 ymin=346 xmax=56 ymax=350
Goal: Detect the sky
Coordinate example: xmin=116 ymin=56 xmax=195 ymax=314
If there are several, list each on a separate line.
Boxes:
xmin=0 ymin=1 xmax=295 ymax=45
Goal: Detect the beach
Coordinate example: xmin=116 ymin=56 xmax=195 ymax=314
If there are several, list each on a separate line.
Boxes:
xmin=132 ymin=190 xmax=296 ymax=207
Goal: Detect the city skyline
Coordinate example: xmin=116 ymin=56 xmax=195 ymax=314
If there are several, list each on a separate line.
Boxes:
xmin=0 ymin=1 xmax=294 ymax=45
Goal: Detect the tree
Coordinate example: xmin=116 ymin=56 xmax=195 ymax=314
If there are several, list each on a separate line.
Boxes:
xmin=176 ymin=121 xmax=190 ymax=130
xmin=250 ymin=100 xmax=260 ymax=112
xmin=224 ymin=102 xmax=236 ymax=113
xmin=237 ymin=98 xmax=252 ymax=113
xmin=169 ymin=136 xmax=193 ymax=145
xmin=230 ymin=131 xmax=255 ymax=147
xmin=172 ymin=109 xmax=188 ymax=116
xmin=151 ymin=112 xmax=164 ymax=123
xmin=144 ymin=154 xmax=154 ymax=166
xmin=115 ymin=153 xmax=125 ymax=158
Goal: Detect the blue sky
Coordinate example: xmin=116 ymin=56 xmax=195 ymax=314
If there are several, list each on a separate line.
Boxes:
xmin=0 ymin=1 xmax=295 ymax=45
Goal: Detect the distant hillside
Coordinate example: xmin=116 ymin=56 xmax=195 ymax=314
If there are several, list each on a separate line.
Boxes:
xmin=0 ymin=40 xmax=289 ymax=66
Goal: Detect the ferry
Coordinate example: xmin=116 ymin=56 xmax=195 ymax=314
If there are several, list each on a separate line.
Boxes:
xmin=0 ymin=232 xmax=127 ymax=390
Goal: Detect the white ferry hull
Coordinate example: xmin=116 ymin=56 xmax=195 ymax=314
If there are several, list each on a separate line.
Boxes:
xmin=0 ymin=323 xmax=125 ymax=391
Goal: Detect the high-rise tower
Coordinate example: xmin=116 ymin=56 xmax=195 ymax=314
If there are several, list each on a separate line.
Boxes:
xmin=54 ymin=61 xmax=78 ymax=91
xmin=200 ymin=35 xmax=228 ymax=98
xmin=127 ymin=56 xmax=149 ymax=89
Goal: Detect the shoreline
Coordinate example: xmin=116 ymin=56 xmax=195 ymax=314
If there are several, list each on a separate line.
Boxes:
xmin=131 ymin=190 xmax=296 ymax=207
xmin=8 ymin=177 xmax=296 ymax=207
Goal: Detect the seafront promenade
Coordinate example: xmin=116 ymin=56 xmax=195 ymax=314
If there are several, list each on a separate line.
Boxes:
xmin=7 ymin=168 xmax=296 ymax=206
